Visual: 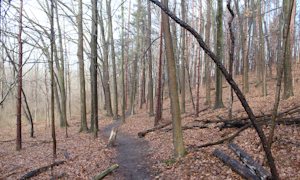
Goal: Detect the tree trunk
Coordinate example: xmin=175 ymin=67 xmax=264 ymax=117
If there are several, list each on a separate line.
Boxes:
xmin=99 ymin=0 xmax=113 ymax=117
xmin=50 ymin=0 xmax=56 ymax=157
xmin=228 ymin=1 xmax=235 ymax=119
xmin=204 ymin=0 xmax=211 ymax=105
xmin=154 ymin=18 xmax=163 ymax=126
xmin=282 ymin=0 xmax=294 ymax=99
xmin=258 ymin=0 xmax=267 ymax=97
xmin=106 ymin=0 xmax=118 ymax=120
xmin=121 ymin=1 xmax=125 ymax=124
xmin=77 ymin=0 xmax=88 ymax=132
xmin=91 ymin=0 xmax=98 ymax=139
xmin=180 ymin=0 xmax=186 ymax=114
xmin=124 ymin=0 xmax=131 ymax=111
xmin=214 ymin=0 xmax=225 ymax=109
xmin=55 ymin=0 xmax=67 ymax=127
xmin=130 ymin=0 xmax=141 ymax=115
xmin=147 ymin=0 xmax=154 ymax=117
xmin=161 ymin=0 xmax=187 ymax=159
xmin=16 ymin=0 xmax=23 ymax=151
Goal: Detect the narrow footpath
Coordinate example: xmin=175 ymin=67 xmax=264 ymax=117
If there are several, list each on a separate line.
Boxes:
xmin=102 ymin=111 xmax=154 ymax=179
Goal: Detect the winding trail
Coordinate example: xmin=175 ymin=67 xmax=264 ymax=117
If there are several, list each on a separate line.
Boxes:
xmin=102 ymin=111 xmax=154 ymax=179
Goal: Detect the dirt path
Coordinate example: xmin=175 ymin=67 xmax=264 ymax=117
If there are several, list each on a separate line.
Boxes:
xmin=102 ymin=112 xmax=154 ymax=180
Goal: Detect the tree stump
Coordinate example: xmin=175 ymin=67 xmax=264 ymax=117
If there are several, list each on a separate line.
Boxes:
xmin=107 ymin=127 xmax=118 ymax=148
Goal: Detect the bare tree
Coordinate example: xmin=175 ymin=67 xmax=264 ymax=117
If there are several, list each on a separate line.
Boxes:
xmin=161 ymin=0 xmax=187 ymax=159
xmin=78 ymin=0 xmax=88 ymax=132
xmin=16 ymin=0 xmax=23 ymax=151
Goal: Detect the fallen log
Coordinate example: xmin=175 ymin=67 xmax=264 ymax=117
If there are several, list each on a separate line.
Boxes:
xmin=49 ymin=173 xmax=67 ymax=180
xmin=213 ymin=149 xmax=260 ymax=180
xmin=107 ymin=127 xmax=118 ymax=147
xmin=91 ymin=164 xmax=119 ymax=180
xmin=20 ymin=161 xmax=65 ymax=180
xmin=206 ymin=105 xmax=300 ymax=124
xmin=189 ymin=123 xmax=251 ymax=149
xmin=163 ymin=124 xmax=208 ymax=132
xmin=229 ymin=143 xmax=272 ymax=180
xmin=138 ymin=121 xmax=172 ymax=138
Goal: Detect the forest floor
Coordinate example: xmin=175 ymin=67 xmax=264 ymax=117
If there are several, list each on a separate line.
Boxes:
xmin=1 ymin=67 xmax=300 ymax=180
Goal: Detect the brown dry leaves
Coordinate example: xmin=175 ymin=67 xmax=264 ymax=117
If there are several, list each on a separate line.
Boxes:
xmin=1 ymin=68 xmax=300 ymax=179
xmin=0 ymin=114 xmax=118 ymax=180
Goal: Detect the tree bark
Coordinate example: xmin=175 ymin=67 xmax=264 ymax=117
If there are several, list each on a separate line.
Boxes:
xmin=229 ymin=143 xmax=272 ymax=180
xmin=161 ymin=0 xmax=187 ymax=159
xmin=121 ymin=1 xmax=125 ymax=124
xmin=50 ymin=0 xmax=56 ymax=157
xmin=130 ymin=0 xmax=141 ymax=115
xmin=282 ymin=0 xmax=294 ymax=99
xmin=258 ymin=0 xmax=267 ymax=97
xmin=92 ymin=164 xmax=119 ymax=180
xmin=106 ymin=0 xmax=118 ymax=120
xmin=91 ymin=0 xmax=98 ymax=139
xmin=77 ymin=0 xmax=88 ymax=132
xmin=147 ymin=0 xmax=154 ymax=117
xmin=180 ymin=0 xmax=186 ymax=114
xmin=214 ymin=0 xmax=225 ymax=109
xmin=154 ymin=18 xmax=163 ymax=126
xmin=204 ymin=0 xmax=211 ymax=105
xmin=99 ymin=0 xmax=113 ymax=117
xmin=213 ymin=149 xmax=260 ymax=180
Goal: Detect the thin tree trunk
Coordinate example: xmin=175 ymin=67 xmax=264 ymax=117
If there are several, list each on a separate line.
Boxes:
xmin=259 ymin=0 xmax=267 ymax=97
xmin=55 ymin=0 xmax=67 ymax=127
xmin=106 ymin=0 xmax=118 ymax=120
xmin=91 ymin=0 xmax=98 ymax=138
xmin=124 ymin=0 xmax=131 ymax=111
xmin=130 ymin=0 xmax=141 ymax=115
xmin=180 ymin=0 xmax=186 ymax=114
xmin=195 ymin=0 xmax=201 ymax=117
xmin=161 ymin=0 xmax=187 ymax=159
xmin=16 ymin=0 xmax=23 ymax=151
xmin=78 ymin=0 xmax=88 ymax=132
xmin=154 ymin=18 xmax=163 ymax=126
xmin=282 ymin=0 xmax=294 ymax=99
xmin=50 ymin=0 xmax=56 ymax=157
xmin=204 ymin=0 xmax=211 ymax=105
xmin=147 ymin=0 xmax=154 ymax=117
xmin=121 ymin=2 xmax=125 ymax=124
xmin=214 ymin=0 xmax=225 ymax=109
xmin=99 ymin=0 xmax=113 ymax=117
xmin=228 ymin=0 xmax=235 ymax=119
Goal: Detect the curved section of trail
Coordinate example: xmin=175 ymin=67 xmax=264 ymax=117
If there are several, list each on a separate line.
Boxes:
xmin=102 ymin=113 xmax=154 ymax=180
